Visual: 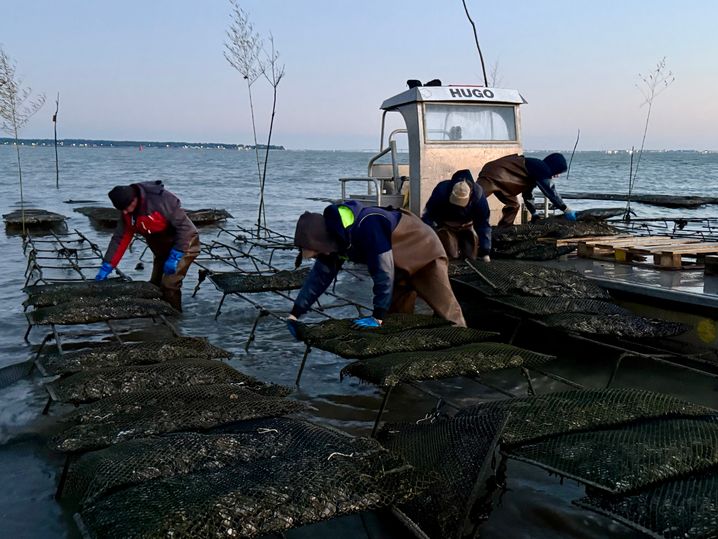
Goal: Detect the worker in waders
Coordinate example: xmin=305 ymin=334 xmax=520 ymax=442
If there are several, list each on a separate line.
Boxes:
xmin=477 ymin=152 xmax=576 ymax=226
xmin=95 ymin=181 xmax=200 ymax=311
xmin=422 ymin=169 xmax=492 ymax=262
xmin=286 ymin=200 xmax=466 ymax=337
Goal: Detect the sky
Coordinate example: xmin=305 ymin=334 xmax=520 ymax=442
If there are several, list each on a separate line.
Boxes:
xmin=2 ymin=0 xmax=717 ymax=150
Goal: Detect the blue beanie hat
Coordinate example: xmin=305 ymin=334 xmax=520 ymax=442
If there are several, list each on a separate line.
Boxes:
xmin=543 ymin=153 xmax=568 ymax=176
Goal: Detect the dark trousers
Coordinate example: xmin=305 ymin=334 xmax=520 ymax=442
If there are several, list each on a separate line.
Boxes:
xmin=148 ymin=234 xmax=200 ymax=311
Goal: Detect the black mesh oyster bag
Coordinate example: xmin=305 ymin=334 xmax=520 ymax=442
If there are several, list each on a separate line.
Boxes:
xmin=75 ymin=419 xmax=428 ymax=538
xmin=51 ymin=384 xmax=304 ymax=452
xmin=37 ymin=336 xmax=232 ymax=376
xmin=45 ymin=358 xmax=287 ymax=404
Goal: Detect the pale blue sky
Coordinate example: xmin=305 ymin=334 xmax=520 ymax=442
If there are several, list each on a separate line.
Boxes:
xmin=2 ymin=0 xmax=717 ymax=150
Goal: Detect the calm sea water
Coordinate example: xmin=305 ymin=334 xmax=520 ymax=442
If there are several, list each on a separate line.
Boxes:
xmin=1 ymin=146 xmax=717 ymax=538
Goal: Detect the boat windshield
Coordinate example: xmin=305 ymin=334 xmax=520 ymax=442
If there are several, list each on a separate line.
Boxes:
xmin=424 ymin=103 xmax=516 ymax=142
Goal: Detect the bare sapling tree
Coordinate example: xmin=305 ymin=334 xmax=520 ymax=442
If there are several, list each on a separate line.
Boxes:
xmin=488 ymin=60 xmax=502 ymax=88
xmin=53 ymin=92 xmax=60 ymax=188
xmin=256 ymin=35 xmax=284 ymax=235
xmin=0 ymin=46 xmax=46 ymax=235
xmin=625 ymin=57 xmax=675 ymax=219
xmin=225 ymin=0 xmax=266 ymax=219
xmin=461 ymin=0 xmax=488 ymax=86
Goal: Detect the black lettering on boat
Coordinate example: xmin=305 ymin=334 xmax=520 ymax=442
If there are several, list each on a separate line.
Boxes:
xmin=484 ymin=89 xmax=495 ymax=98
xmin=449 ymin=88 xmax=462 ymax=98
xmin=472 ymin=89 xmax=484 ymax=98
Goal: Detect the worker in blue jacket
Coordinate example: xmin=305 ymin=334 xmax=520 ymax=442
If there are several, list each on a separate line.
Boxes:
xmin=477 ymin=153 xmax=576 ymax=226
xmin=286 ymin=200 xmax=465 ymax=335
xmin=422 ymin=169 xmax=491 ymax=262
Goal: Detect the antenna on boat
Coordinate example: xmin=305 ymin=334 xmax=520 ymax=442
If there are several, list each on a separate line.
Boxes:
xmin=461 ymin=0 xmax=488 ymax=86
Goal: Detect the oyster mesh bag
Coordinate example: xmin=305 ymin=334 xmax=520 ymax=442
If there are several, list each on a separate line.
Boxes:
xmin=51 ymin=384 xmax=304 ymax=452
xmin=450 ymin=260 xmax=610 ymax=299
xmin=209 ymin=267 xmax=310 ymax=294
xmin=23 ymin=280 xmax=161 ymax=308
xmin=4 ymin=208 xmax=66 ymax=226
xmin=542 ymin=313 xmax=687 ymax=339
xmin=302 ymin=313 xmax=452 ymax=343
xmin=457 ymin=388 xmax=712 ymax=446
xmin=340 ymin=342 xmax=555 ymax=387
xmin=576 ymin=472 xmax=718 ymax=539
xmin=489 ymin=296 xmax=629 ymax=316
xmin=307 ymin=326 xmax=499 ymax=360
xmin=37 ymin=336 xmax=232 ymax=376
xmin=378 ymin=413 xmax=506 ymax=539
xmin=64 ymin=418 xmax=304 ymax=506
xmin=75 ymin=419 xmax=428 ymax=538
xmin=27 ymin=297 xmax=177 ymax=325
xmin=0 ymin=360 xmax=33 ymax=388
xmin=45 ymin=359 xmax=286 ymax=404
xmin=511 ymin=416 xmax=718 ymax=494
xmin=492 ymin=220 xmax=619 ymax=244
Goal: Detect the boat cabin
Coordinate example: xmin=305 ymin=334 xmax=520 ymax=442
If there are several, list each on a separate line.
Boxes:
xmin=340 ymin=84 xmax=526 ymax=224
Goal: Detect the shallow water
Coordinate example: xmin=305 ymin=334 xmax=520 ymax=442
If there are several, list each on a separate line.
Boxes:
xmin=1 ymin=146 xmax=717 ymax=538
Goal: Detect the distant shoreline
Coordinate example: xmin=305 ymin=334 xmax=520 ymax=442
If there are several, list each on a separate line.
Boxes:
xmin=0 ymin=137 xmax=285 ymax=151
xmin=0 ymin=138 xmax=714 ymax=154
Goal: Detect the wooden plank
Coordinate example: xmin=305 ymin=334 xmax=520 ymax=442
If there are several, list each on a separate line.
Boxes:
xmin=655 ymin=252 xmax=684 ymax=269
xmin=577 ymin=235 xmax=642 ymax=246
xmin=537 ymin=235 xmax=623 ymax=246
xmin=627 ymin=239 xmax=703 ymax=254
xmin=655 ymin=244 xmax=718 ymax=254
xmin=593 ymin=237 xmax=688 ymax=249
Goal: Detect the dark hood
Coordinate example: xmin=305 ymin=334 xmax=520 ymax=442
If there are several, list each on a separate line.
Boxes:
xmin=294 ymin=212 xmax=340 ymax=254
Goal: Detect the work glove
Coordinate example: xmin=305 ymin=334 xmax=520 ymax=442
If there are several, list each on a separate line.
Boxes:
xmin=163 ymin=249 xmax=184 ymax=275
xmin=286 ymin=315 xmax=301 ymax=340
xmin=564 ymin=208 xmax=577 ymax=221
xmin=95 ymin=261 xmax=113 ymax=281
xmin=352 ymin=316 xmax=382 ymax=329
xmin=481 ymin=255 xmax=491 ymax=263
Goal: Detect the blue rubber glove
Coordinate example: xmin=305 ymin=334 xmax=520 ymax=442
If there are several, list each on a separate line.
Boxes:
xmin=95 ymin=261 xmax=113 ymax=281
xmin=352 ymin=316 xmax=382 ymax=329
xmin=163 ymin=248 xmax=184 ymax=275
xmin=564 ymin=209 xmax=577 ymax=222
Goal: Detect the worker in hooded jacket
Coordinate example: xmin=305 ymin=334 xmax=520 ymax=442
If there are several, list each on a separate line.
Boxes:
xmin=286 ymin=200 xmax=466 ymax=335
xmin=95 ymin=181 xmax=200 ymax=311
xmin=422 ymin=169 xmax=491 ymax=262
xmin=477 ymin=152 xmax=576 ymax=226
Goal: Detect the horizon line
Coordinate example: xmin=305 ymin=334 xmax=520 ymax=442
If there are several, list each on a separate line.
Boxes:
xmin=1 ymin=137 xmax=715 ymax=153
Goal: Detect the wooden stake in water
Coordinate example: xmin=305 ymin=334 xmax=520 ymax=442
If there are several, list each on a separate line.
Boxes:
xmin=53 ymin=93 xmax=60 ymax=189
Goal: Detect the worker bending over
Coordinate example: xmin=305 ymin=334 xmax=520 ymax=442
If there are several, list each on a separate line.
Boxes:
xmin=287 ymin=200 xmax=466 ymax=335
xmin=95 ymin=181 xmax=200 ymax=311
xmin=422 ymin=169 xmax=491 ymax=262
xmin=477 ymin=153 xmax=575 ymax=226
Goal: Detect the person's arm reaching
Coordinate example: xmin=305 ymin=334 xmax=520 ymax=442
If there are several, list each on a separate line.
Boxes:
xmin=290 ymin=254 xmax=343 ymax=318
xmin=472 ymin=193 xmax=492 ymax=257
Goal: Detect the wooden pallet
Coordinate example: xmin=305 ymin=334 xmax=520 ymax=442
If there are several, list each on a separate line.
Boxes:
xmin=577 ymin=236 xmax=718 ymax=269
xmin=537 ymin=235 xmax=630 ymax=247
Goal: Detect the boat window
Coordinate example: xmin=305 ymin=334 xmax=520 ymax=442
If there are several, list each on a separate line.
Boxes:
xmin=423 ymin=104 xmax=516 ymax=142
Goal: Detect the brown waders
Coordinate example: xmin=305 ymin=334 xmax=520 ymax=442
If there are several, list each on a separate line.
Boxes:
xmin=148 ymin=234 xmax=200 ymax=312
xmin=436 ymin=221 xmax=478 ymax=260
xmin=389 ymin=258 xmax=467 ymax=327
